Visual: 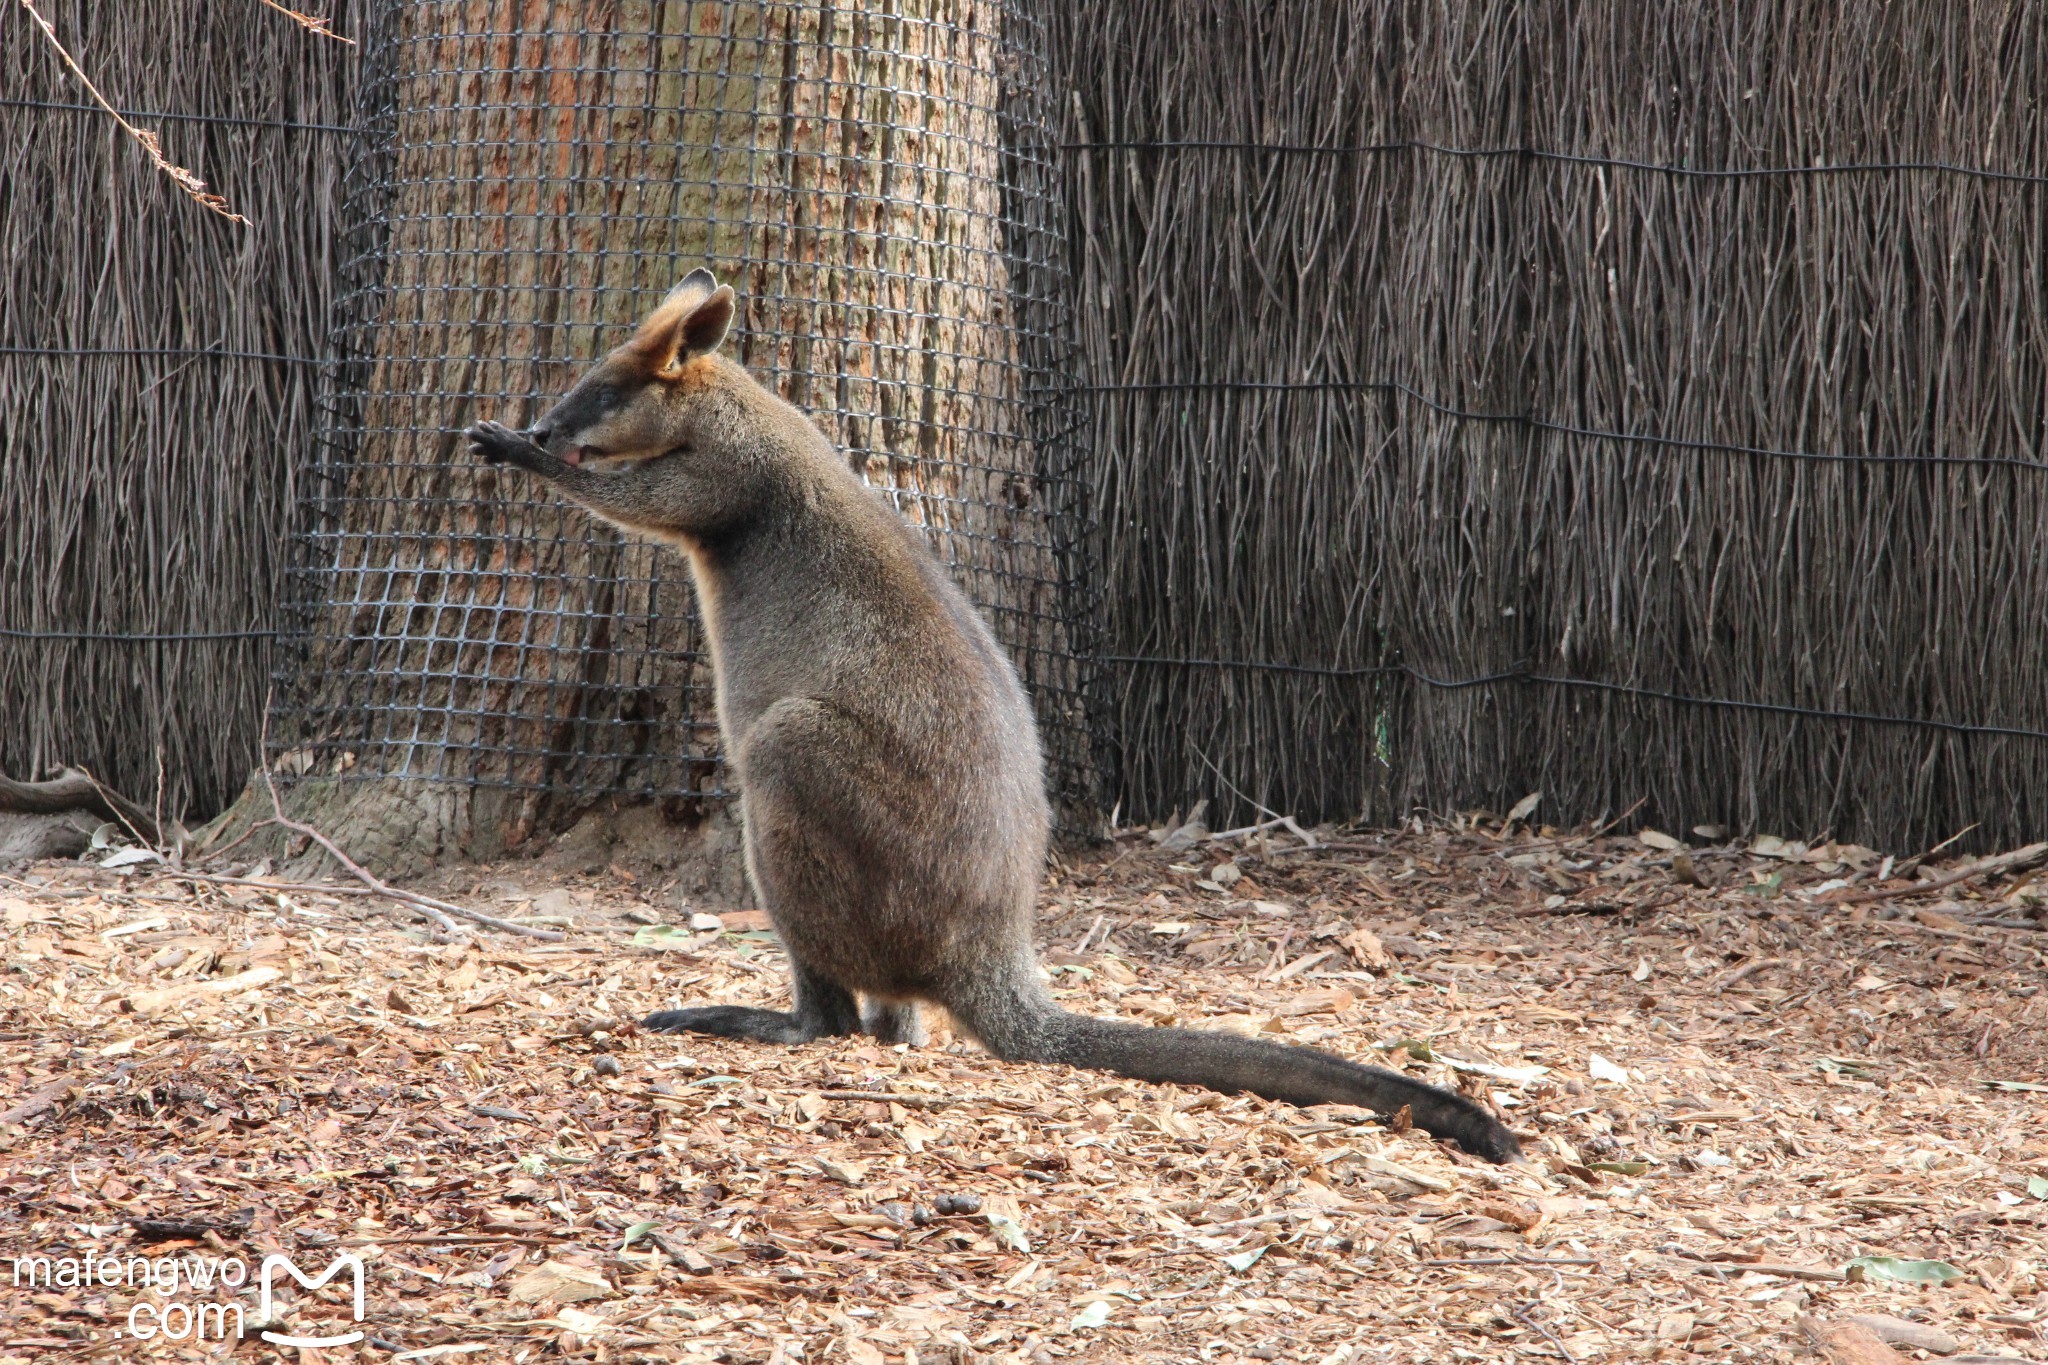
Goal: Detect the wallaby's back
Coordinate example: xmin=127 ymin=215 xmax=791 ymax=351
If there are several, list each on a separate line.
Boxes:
xmin=467 ymin=269 xmax=1521 ymax=1163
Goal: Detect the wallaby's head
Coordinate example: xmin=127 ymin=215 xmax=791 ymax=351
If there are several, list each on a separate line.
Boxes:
xmin=527 ymin=268 xmax=743 ymax=473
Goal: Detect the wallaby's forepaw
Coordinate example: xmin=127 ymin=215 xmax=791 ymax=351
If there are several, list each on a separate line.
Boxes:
xmin=467 ymin=419 xmax=552 ymax=472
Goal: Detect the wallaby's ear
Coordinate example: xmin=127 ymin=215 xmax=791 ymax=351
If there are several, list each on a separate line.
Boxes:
xmin=663 ymin=267 xmax=719 ymax=311
xmin=676 ymin=285 xmax=736 ymax=362
xmin=629 ymin=270 xmax=736 ymax=376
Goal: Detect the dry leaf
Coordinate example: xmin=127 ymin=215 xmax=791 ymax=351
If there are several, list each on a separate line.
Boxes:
xmin=508 ymin=1261 xmax=613 ymax=1304
xmin=1341 ymin=926 xmax=1392 ymax=969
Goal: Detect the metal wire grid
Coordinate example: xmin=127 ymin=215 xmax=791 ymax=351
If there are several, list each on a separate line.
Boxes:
xmin=271 ymin=0 xmax=1095 ymax=820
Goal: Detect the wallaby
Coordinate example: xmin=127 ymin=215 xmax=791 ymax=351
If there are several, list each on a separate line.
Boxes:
xmin=466 ymin=270 xmax=1522 ymax=1163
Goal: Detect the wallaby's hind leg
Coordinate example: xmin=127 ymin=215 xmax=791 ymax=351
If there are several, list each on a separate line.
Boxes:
xmin=644 ymin=961 xmax=860 ymax=1044
xmin=861 ymin=1001 xmax=926 ymax=1046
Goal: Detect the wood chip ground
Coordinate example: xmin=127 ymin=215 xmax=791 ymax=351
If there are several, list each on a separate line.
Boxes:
xmin=2 ymin=819 xmax=2044 ymax=1362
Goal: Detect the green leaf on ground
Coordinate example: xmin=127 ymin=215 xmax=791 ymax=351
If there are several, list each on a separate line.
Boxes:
xmin=1843 ymin=1256 xmax=1963 ymax=1285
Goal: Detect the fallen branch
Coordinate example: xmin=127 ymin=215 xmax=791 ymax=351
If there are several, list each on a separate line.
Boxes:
xmin=1828 ymin=842 xmax=2047 ymax=906
xmin=159 ymin=869 xmax=378 ymax=899
xmin=0 ymin=765 xmax=173 ymax=846
xmin=813 ymin=1090 xmax=956 ymax=1109
xmin=213 ymin=719 xmax=564 ymax=941
xmin=1423 ymin=1255 xmax=1597 ymax=1268
xmin=1714 ymin=957 xmax=1786 ymax=992
xmin=244 ymin=792 xmax=562 ymax=941
xmin=1513 ymin=1304 xmax=1577 ymax=1363
xmin=1680 ymin=1259 xmax=1844 ymax=1283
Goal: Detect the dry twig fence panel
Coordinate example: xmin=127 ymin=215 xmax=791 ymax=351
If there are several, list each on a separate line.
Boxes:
xmin=1053 ymin=0 xmax=2048 ymax=853
xmin=0 ymin=0 xmax=359 ymax=822
xmin=258 ymin=0 xmax=1092 ymax=871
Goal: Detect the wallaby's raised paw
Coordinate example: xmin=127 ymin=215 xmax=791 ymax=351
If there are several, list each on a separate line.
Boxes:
xmin=466 ymin=419 xmax=546 ymax=469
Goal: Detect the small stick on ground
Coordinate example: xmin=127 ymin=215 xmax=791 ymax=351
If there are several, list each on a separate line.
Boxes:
xmin=217 ymin=709 xmax=565 ymax=941
xmin=1826 ymin=842 xmax=2047 ymax=906
xmin=1513 ymin=1303 xmax=1577 ymax=1362
xmin=250 ymin=784 xmax=562 ymax=940
xmin=1715 ymin=957 xmax=1786 ymax=992
xmin=813 ymin=1090 xmax=956 ymax=1109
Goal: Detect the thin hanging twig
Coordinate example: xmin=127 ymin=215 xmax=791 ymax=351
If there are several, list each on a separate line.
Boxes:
xmin=14 ymin=0 xmax=247 ymax=223
xmin=254 ymin=0 xmax=354 ymax=44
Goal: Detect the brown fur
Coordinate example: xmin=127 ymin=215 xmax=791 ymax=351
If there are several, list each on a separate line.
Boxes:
xmin=466 ymin=270 xmax=1522 ymax=1162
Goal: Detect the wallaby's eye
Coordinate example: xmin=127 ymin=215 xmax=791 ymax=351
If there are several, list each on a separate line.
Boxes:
xmin=596 ymin=383 xmax=621 ymax=410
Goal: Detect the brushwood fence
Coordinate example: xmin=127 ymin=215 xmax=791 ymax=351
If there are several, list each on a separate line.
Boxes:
xmin=1052 ymin=0 xmax=2048 ymax=852
xmin=5 ymin=1 xmax=2046 ymax=857
xmin=0 ymin=0 xmax=359 ymax=822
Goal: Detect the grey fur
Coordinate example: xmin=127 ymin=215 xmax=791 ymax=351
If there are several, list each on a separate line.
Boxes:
xmin=466 ymin=274 xmax=1521 ymax=1163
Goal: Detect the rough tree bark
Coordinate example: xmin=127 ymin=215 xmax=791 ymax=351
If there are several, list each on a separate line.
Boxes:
xmin=210 ymin=0 xmax=1069 ymax=881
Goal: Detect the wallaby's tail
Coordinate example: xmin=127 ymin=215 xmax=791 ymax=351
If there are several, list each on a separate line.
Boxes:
xmin=961 ymin=999 xmax=1522 ymax=1163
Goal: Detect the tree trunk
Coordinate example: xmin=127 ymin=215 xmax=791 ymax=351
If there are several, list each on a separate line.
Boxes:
xmin=222 ymin=0 xmax=1080 ymax=880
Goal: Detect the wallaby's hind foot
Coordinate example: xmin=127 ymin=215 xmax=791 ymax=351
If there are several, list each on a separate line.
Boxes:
xmin=645 ymin=962 xmax=861 ymax=1044
xmin=642 ymin=1005 xmax=824 ymax=1044
xmin=862 ymin=1001 xmax=926 ymax=1046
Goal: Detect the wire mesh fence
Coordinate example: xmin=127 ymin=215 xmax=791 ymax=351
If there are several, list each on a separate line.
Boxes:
xmin=0 ymin=0 xmax=358 ymax=822
xmin=1052 ymin=0 xmax=2048 ymax=852
xmin=266 ymin=0 xmax=1095 ymax=841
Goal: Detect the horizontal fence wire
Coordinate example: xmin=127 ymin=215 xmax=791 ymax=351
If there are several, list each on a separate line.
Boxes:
xmin=269 ymin=0 xmax=1097 ymax=842
xmin=0 ymin=97 xmax=356 ymax=135
xmin=0 ymin=628 xmax=284 ymax=643
xmin=0 ymin=0 xmax=360 ymax=822
xmin=1063 ymin=137 xmax=2048 ymax=186
xmin=1051 ymin=0 xmax=2048 ymax=853
xmin=1068 ymin=378 xmax=2048 ymax=471
xmin=0 ymin=345 xmax=328 ymax=365
xmin=1101 ymin=658 xmax=2048 ymax=743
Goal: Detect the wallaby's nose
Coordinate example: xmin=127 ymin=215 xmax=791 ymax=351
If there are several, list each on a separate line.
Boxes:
xmin=527 ymin=423 xmax=552 ymax=448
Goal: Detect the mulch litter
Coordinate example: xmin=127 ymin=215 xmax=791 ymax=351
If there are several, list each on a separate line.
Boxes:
xmin=2 ymin=813 xmax=2044 ymax=1363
